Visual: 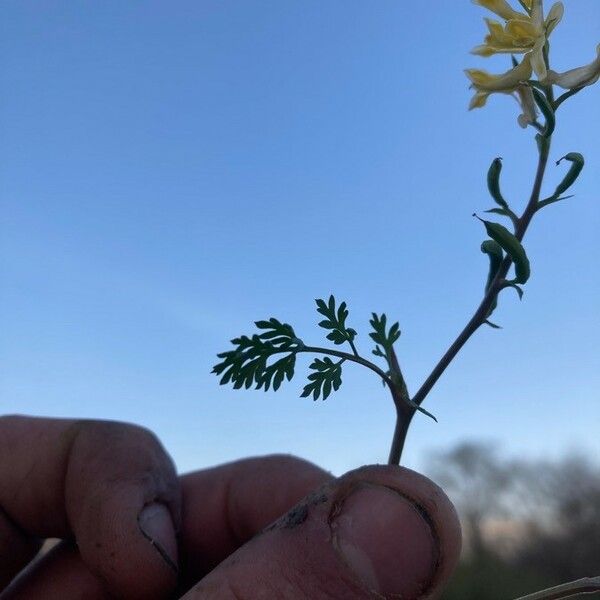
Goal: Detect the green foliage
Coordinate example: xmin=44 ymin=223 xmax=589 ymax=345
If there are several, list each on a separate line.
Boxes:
xmin=369 ymin=313 xmax=400 ymax=359
xmin=301 ymin=357 xmax=343 ymax=400
xmin=213 ymin=298 xmax=437 ymax=422
xmin=484 ymin=207 xmax=518 ymax=227
xmin=537 ymin=194 xmax=574 ymax=210
xmin=315 ymin=295 xmax=357 ymax=346
xmin=212 ymin=318 xmax=299 ymax=392
xmin=503 ymin=281 xmax=524 ymax=300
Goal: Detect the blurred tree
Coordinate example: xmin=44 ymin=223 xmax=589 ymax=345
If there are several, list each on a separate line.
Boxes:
xmin=515 ymin=454 xmax=600 ymax=582
xmin=428 ymin=442 xmax=512 ymax=557
xmin=428 ymin=442 xmax=600 ymax=600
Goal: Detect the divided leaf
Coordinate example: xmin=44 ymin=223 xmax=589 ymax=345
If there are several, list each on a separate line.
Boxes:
xmin=369 ymin=313 xmax=401 ymax=353
xmin=300 ymin=357 xmax=343 ymax=400
xmin=315 ymin=295 xmax=357 ymax=346
xmin=212 ymin=318 xmax=300 ymax=392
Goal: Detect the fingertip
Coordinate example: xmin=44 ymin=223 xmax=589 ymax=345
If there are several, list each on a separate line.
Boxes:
xmin=182 ymin=463 xmax=461 ymax=600
xmin=333 ymin=464 xmax=462 ymax=596
xmin=138 ymin=503 xmax=178 ymax=573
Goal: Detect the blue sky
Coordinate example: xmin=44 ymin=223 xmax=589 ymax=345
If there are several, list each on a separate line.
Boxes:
xmin=1 ymin=1 xmax=599 ymax=475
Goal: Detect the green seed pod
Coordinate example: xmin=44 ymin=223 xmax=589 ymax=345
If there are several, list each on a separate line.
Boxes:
xmin=553 ymin=152 xmax=585 ymax=197
xmin=481 ymin=239 xmax=504 ymax=315
xmin=531 ymin=87 xmax=555 ymax=138
xmin=475 ymin=216 xmax=530 ymax=284
xmin=481 ymin=240 xmax=504 ymax=291
xmin=487 ymin=157 xmax=508 ymax=208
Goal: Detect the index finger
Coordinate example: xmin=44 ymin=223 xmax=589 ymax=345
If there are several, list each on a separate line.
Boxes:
xmin=0 ymin=415 xmax=180 ymax=599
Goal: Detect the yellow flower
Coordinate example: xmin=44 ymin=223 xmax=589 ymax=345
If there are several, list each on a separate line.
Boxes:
xmin=472 ymin=0 xmax=564 ymax=81
xmin=465 ymin=56 xmax=537 ymax=127
xmin=465 ymin=54 xmax=532 ymax=108
xmin=546 ymin=44 xmax=600 ymax=89
xmin=473 ymin=0 xmax=523 ymax=21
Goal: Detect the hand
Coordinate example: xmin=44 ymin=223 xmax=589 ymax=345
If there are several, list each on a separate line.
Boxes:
xmin=0 ymin=416 xmax=461 ymax=599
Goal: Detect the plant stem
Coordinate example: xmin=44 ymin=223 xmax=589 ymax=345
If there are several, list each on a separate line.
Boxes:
xmin=553 ymin=86 xmax=583 ymax=110
xmin=301 ymin=345 xmax=394 ymax=388
xmin=388 ymin=134 xmax=553 ymax=466
xmin=514 ymin=576 xmax=600 ymax=600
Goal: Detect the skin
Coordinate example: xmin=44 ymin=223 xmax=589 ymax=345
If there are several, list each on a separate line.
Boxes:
xmin=0 ymin=415 xmax=461 ymax=599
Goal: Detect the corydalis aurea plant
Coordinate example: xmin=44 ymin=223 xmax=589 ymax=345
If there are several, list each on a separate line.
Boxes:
xmin=213 ymin=0 xmax=597 ymax=474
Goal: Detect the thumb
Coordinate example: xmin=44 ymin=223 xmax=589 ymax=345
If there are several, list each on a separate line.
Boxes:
xmin=182 ymin=465 xmax=461 ymax=600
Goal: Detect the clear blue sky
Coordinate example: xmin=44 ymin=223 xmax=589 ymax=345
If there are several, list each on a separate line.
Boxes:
xmin=1 ymin=1 xmax=599 ymax=475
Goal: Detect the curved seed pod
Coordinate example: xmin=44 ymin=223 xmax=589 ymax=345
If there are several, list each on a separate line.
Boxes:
xmin=475 ymin=216 xmax=530 ymax=284
xmin=553 ymin=152 xmax=585 ymax=197
xmin=481 ymin=240 xmax=504 ymax=290
xmin=531 ymin=87 xmax=555 ymax=138
xmin=481 ymin=239 xmax=504 ymax=316
xmin=487 ymin=157 xmax=508 ymax=208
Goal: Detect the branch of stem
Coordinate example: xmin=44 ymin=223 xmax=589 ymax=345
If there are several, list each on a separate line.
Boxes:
xmin=301 ymin=345 xmax=394 ymax=388
xmin=387 ymin=129 xmax=553 ymax=466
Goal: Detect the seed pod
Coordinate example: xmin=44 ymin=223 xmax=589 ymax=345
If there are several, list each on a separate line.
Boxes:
xmin=487 ymin=157 xmax=508 ymax=208
xmin=531 ymin=87 xmax=555 ymax=138
xmin=481 ymin=240 xmax=504 ymax=291
xmin=475 ymin=216 xmax=530 ymax=284
xmin=481 ymin=239 xmax=504 ymax=315
xmin=553 ymin=152 xmax=585 ymax=197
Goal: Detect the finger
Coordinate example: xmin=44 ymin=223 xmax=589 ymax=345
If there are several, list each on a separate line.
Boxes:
xmin=0 ymin=454 xmax=331 ymax=598
xmin=1 ymin=542 xmax=109 ymax=600
xmin=0 ymin=415 xmax=180 ymax=599
xmin=182 ymin=465 xmax=462 ymax=600
xmin=179 ymin=454 xmax=333 ymax=585
xmin=0 ymin=510 xmax=41 ymax=589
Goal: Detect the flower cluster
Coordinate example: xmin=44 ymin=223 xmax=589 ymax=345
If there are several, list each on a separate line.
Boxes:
xmin=465 ymin=0 xmax=600 ymax=126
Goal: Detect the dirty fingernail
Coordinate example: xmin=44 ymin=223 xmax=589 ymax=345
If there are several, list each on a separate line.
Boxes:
xmin=138 ymin=503 xmax=178 ymax=572
xmin=331 ymin=484 xmax=438 ymax=597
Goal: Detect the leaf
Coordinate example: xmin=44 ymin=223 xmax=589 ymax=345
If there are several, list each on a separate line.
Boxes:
xmin=484 ymin=207 xmax=518 ymax=226
xmin=300 ymin=357 xmax=343 ymax=400
xmin=537 ymin=194 xmax=575 ymax=210
xmin=503 ymin=282 xmax=524 ymax=301
xmin=212 ymin=318 xmax=301 ymax=392
xmin=369 ymin=313 xmax=401 ymax=351
xmin=403 ymin=398 xmax=438 ymax=423
xmin=315 ymin=295 xmax=357 ymax=347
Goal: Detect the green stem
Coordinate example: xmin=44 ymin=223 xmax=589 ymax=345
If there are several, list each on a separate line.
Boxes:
xmin=553 ymin=87 xmax=583 ymax=110
xmin=387 ymin=132 xmax=553 ymax=466
xmin=301 ymin=345 xmax=394 ymax=388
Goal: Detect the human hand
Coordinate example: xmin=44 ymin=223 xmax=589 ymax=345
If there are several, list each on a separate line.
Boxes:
xmin=0 ymin=416 xmax=461 ymax=599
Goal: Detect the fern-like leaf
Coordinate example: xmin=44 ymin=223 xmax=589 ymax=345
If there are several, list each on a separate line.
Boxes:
xmin=315 ymin=295 xmax=357 ymax=346
xmin=300 ymin=357 xmax=343 ymax=400
xmin=369 ymin=313 xmax=401 ymax=354
xmin=212 ymin=318 xmax=300 ymax=392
